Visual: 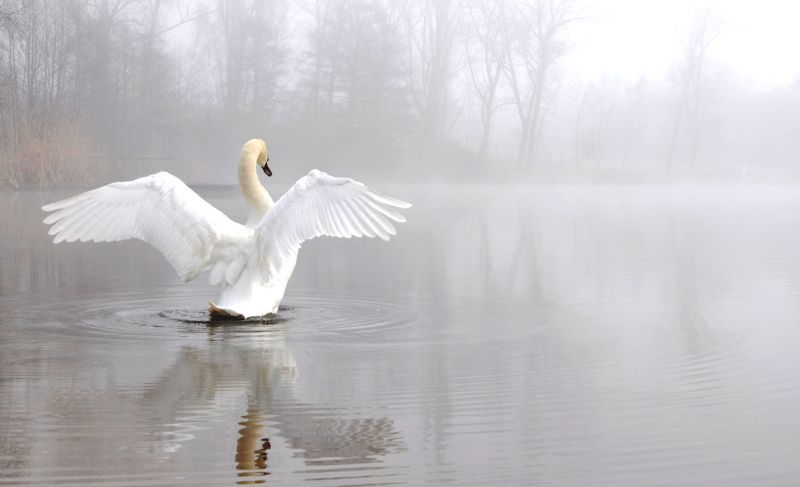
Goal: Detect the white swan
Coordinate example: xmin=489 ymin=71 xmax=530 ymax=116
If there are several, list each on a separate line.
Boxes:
xmin=42 ymin=139 xmax=411 ymax=319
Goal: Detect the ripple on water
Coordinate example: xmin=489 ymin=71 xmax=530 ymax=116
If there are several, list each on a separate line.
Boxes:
xmin=1 ymin=286 xmax=415 ymax=486
xmin=4 ymin=287 xmax=417 ymax=346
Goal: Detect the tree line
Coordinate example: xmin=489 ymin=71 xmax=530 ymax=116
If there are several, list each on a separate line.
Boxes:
xmin=0 ymin=0 xmax=797 ymax=187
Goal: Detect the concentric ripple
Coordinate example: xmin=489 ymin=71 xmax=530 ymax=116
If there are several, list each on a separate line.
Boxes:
xmin=4 ymin=286 xmax=417 ymax=346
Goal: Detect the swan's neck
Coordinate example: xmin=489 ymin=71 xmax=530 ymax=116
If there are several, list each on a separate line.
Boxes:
xmin=238 ymin=142 xmax=273 ymax=215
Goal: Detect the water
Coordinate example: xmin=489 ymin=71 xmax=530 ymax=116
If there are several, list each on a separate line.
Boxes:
xmin=2 ymin=184 xmax=800 ymax=486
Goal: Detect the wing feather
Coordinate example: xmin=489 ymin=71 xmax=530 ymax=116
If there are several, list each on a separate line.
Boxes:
xmin=335 ymin=200 xmax=353 ymax=237
xmin=366 ymin=189 xmax=412 ymax=209
xmin=43 ymin=172 xmax=251 ymax=282
xmin=354 ymin=197 xmax=393 ymax=239
xmin=350 ymin=201 xmax=374 ymax=238
xmin=255 ymin=170 xmax=410 ymax=283
xmin=349 ymin=199 xmax=377 ymax=238
xmin=340 ymin=200 xmax=365 ymax=238
xmin=361 ymin=194 xmax=406 ymax=223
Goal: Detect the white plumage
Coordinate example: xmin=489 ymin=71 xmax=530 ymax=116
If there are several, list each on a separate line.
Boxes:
xmin=42 ymin=140 xmax=410 ymax=319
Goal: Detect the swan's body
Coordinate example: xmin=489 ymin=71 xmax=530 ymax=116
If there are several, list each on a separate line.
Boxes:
xmin=42 ymin=139 xmax=410 ymax=319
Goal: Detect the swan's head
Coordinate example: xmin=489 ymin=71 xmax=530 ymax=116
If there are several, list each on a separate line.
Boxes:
xmin=256 ymin=140 xmax=272 ymax=177
xmin=243 ymin=138 xmax=272 ymax=177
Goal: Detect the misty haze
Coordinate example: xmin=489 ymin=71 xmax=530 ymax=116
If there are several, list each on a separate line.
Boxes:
xmin=2 ymin=0 xmax=800 ymax=485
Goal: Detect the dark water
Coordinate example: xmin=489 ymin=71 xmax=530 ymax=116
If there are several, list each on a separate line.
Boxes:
xmin=2 ymin=184 xmax=800 ymax=486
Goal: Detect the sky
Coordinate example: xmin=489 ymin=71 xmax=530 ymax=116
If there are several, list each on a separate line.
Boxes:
xmin=566 ymin=0 xmax=800 ymax=89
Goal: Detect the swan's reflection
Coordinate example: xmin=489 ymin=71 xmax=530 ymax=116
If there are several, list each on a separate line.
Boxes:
xmin=131 ymin=320 xmax=402 ymax=479
xmin=235 ymin=404 xmax=270 ymax=484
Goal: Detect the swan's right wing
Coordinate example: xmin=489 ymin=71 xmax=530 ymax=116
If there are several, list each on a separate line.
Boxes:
xmin=42 ymin=172 xmax=251 ymax=282
xmin=255 ymin=170 xmax=411 ymax=283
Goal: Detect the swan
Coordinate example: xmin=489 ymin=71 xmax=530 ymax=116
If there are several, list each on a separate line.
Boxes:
xmin=42 ymin=139 xmax=411 ymax=319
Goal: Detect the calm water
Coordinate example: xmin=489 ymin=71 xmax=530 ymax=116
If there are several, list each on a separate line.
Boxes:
xmin=2 ymin=184 xmax=800 ymax=486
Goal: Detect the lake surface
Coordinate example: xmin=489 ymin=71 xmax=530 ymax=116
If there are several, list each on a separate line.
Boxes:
xmin=2 ymin=184 xmax=800 ymax=486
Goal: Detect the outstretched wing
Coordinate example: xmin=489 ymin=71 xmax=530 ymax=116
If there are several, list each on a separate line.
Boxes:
xmin=256 ymin=169 xmax=411 ymax=282
xmin=42 ymin=171 xmax=251 ymax=282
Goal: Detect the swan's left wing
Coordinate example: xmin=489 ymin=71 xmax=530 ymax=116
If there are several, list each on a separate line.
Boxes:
xmin=255 ymin=170 xmax=411 ymax=282
xmin=42 ymin=172 xmax=251 ymax=282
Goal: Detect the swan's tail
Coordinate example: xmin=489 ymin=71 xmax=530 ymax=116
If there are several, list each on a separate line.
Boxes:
xmin=208 ymin=302 xmax=244 ymax=320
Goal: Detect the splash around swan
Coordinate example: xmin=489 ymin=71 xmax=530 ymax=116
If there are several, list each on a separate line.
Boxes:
xmin=42 ymin=139 xmax=411 ymax=319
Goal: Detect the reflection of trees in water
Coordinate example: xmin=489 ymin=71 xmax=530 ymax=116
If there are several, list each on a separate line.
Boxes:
xmin=429 ymin=188 xmax=551 ymax=310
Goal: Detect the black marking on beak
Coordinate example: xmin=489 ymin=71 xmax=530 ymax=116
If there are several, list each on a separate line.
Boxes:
xmin=262 ymin=160 xmax=272 ymax=177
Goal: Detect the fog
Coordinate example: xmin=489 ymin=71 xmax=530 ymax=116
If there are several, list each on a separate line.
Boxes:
xmin=0 ymin=0 xmax=798 ymax=187
xmin=4 ymin=2 xmax=800 ymax=483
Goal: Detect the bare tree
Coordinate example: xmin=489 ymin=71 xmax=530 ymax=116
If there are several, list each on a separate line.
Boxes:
xmin=465 ymin=0 xmax=507 ymax=168
xmin=503 ymin=0 xmax=578 ymax=171
xmin=0 ymin=0 xmax=85 ymax=185
xmin=573 ymin=80 xmax=622 ymax=175
xmin=206 ymin=0 xmax=289 ymax=138
xmin=405 ymin=0 xmax=461 ymax=149
xmin=620 ymin=76 xmax=648 ymax=172
xmin=298 ymin=0 xmax=410 ymax=168
xmin=667 ymin=11 xmax=723 ymax=172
